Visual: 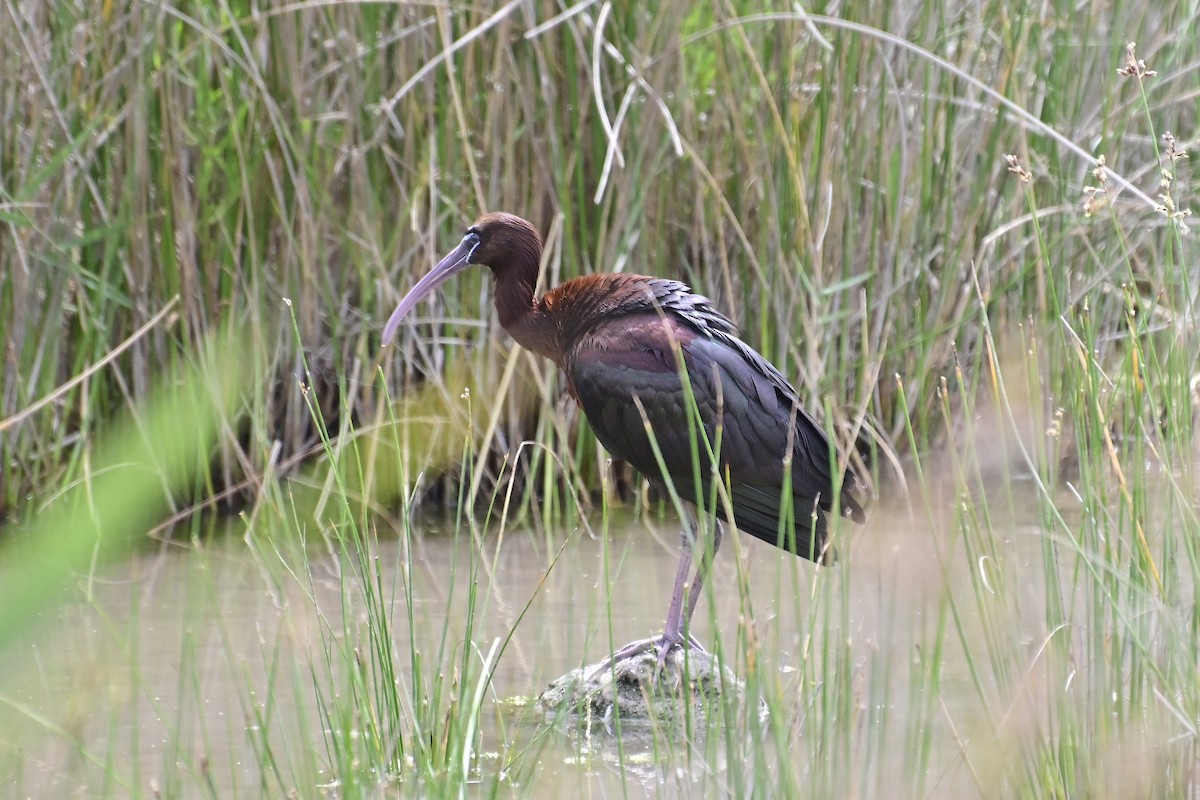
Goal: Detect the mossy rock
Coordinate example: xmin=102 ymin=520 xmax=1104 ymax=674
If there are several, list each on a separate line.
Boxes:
xmin=537 ymin=644 xmax=744 ymax=730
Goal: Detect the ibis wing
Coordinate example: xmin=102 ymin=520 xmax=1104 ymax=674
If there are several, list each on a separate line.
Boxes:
xmin=567 ymin=318 xmax=858 ymax=562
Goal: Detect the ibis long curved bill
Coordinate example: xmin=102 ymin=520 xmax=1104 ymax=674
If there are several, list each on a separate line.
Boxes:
xmin=382 ymin=231 xmax=480 ymax=345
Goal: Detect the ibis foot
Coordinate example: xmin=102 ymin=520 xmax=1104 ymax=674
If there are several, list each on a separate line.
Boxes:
xmin=583 ymin=632 xmax=708 ymax=683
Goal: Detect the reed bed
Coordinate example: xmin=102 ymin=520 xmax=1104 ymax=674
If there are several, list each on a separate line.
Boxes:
xmin=2 ymin=0 xmax=1198 ymax=796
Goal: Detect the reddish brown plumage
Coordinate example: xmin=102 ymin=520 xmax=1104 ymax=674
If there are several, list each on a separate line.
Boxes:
xmin=466 ymin=218 xmax=711 ymax=370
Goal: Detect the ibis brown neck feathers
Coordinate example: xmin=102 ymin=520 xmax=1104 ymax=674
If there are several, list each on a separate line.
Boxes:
xmin=479 ymin=216 xmax=560 ymax=363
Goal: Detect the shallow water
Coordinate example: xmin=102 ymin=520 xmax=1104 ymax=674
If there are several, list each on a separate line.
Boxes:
xmin=0 ymin=505 xmax=1112 ymax=797
xmin=3 ymin=516 xmax=779 ymax=795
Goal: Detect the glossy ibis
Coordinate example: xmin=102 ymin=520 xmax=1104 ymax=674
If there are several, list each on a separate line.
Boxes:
xmin=383 ymin=213 xmax=865 ymax=670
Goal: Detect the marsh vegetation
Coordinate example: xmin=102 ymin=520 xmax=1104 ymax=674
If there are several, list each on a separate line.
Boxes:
xmin=2 ymin=0 xmax=1198 ymax=796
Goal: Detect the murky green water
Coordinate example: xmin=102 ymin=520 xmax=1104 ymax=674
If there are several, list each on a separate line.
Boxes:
xmin=2 ymin=508 xmax=1068 ymax=797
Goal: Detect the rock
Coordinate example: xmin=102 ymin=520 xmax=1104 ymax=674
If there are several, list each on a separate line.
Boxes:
xmin=536 ymin=643 xmax=744 ymax=731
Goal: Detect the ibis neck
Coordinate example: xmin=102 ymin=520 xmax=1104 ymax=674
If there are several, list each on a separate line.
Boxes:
xmin=495 ymin=275 xmax=561 ymax=364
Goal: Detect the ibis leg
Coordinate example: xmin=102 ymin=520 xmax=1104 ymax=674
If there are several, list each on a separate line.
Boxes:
xmin=654 ymin=509 xmax=722 ymax=671
xmin=586 ymin=508 xmax=717 ymax=680
xmin=684 ymin=519 xmax=724 ymax=625
xmin=653 ymin=523 xmax=696 ymax=670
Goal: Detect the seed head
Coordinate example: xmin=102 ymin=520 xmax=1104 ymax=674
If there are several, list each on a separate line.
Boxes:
xmin=1156 ymin=193 xmax=1193 ymax=234
xmin=1163 ymin=131 xmax=1188 ymax=165
xmin=1082 ymin=155 xmax=1109 ymax=217
xmin=1116 ymin=42 xmax=1156 ymax=79
xmin=1004 ymin=153 xmax=1032 ymax=183
xmin=1082 ymin=186 xmax=1107 ymax=218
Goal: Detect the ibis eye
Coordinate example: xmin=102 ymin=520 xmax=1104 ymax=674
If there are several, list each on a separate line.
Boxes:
xmin=462 ymin=230 xmax=482 ymax=262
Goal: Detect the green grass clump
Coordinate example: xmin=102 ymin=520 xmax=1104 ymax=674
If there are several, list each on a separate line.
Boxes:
xmin=2 ymin=0 xmax=1199 ymax=797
